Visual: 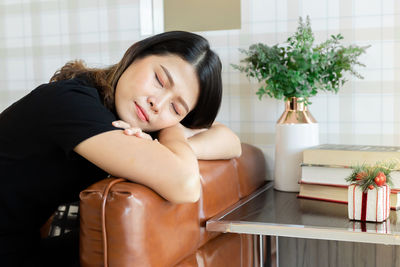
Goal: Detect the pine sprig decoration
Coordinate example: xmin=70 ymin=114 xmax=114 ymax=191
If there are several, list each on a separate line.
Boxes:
xmin=232 ymin=16 xmax=370 ymax=105
xmin=345 ymin=160 xmax=398 ymax=192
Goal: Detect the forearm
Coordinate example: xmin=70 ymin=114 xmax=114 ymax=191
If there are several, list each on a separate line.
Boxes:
xmin=188 ymin=123 xmax=242 ymax=160
xmin=158 ymin=125 xmax=201 ymax=201
xmin=96 ymin=121 xmax=201 ymax=203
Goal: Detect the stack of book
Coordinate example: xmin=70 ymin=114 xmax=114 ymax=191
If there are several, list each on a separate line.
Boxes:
xmin=298 ymin=144 xmax=400 ymax=210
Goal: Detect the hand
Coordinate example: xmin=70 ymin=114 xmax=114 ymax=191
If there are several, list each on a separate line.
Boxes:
xmin=112 ymin=120 xmax=153 ymax=141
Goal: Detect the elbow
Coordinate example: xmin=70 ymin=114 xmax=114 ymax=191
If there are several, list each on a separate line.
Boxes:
xmin=168 ymin=172 xmax=201 ymax=204
xmin=176 ymin=187 xmax=201 ymax=204
xmin=221 ymin=135 xmax=242 ymax=160
xmin=182 ymin=176 xmax=201 ymax=203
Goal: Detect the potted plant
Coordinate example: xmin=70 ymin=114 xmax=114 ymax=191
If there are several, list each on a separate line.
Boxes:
xmin=232 ymin=16 xmax=369 ymax=192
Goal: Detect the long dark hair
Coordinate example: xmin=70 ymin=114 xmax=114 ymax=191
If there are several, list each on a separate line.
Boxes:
xmin=50 ymin=31 xmax=222 ymax=129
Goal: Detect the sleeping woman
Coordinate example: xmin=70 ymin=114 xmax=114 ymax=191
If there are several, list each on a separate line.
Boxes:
xmin=0 ymin=31 xmax=241 ymax=266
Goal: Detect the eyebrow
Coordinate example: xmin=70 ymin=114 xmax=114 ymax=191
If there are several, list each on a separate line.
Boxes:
xmin=160 ymin=64 xmax=190 ymax=113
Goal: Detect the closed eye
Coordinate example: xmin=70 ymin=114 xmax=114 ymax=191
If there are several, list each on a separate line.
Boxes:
xmin=172 ymin=103 xmax=180 ymax=115
xmin=155 ymin=73 xmax=163 ymax=87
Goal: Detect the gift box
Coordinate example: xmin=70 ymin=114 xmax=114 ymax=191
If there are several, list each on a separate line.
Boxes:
xmin=348 ymin=184 xmax=390 ymax=222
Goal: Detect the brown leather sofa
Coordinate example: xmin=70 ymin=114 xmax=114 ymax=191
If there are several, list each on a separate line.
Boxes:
xmin=79 ymin=143 xmax=267 ymax=267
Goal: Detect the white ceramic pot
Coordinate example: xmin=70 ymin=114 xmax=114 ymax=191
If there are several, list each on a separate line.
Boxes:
xmin=274 ymin=97 xmax=319 ymax=192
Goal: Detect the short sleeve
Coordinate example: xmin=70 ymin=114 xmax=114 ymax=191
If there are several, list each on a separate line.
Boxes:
xmin=37 ymin=79 xmax=119 ymax=155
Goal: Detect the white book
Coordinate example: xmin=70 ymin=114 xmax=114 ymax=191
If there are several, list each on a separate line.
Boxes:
xmin=301 ymin=164 xmax=400 ymax=190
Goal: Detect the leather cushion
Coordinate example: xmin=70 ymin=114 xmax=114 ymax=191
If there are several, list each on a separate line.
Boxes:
xmin=80 ymin=180 xmax=200 ymax=267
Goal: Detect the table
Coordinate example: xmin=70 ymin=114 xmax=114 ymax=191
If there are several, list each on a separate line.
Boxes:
xmin=206 ymin=182 xmax=400 ymax=266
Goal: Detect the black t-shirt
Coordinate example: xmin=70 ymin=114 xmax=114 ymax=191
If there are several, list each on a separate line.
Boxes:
xmin=0 ymin=77 xmax=119 ymax=236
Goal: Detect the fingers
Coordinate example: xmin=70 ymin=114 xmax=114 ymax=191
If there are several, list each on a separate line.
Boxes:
xmin=124 ymin=128 xmax=143 ymax=136
xmin=112 ymin=121 xmax=153 ymax=140
xmin=112 ymin=120 xmax=131 ymax=129
xmin=124 ymin=128 xmax=153 ymax=140
xmin=134 ymin=131 xmax=153 ymax=140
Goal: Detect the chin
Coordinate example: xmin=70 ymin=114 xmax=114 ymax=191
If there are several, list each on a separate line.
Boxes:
xmin=144 ymin=126 xmax=161 ymax=133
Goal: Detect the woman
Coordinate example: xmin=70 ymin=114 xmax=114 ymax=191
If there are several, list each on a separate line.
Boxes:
xmin=0 ymin=31 xmax=241 ymax=266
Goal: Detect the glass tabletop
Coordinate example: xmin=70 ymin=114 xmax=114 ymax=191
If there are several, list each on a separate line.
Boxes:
xmin=206 ymin=182 xmax=400 ymax=245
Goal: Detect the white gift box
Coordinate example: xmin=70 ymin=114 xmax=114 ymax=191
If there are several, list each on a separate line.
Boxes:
xmin=348 ymin=184 xmax=390 ymax=222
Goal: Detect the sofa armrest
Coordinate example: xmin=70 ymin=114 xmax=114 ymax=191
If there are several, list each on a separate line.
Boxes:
xmin=79 ymin=143 xmax=266 ymax=267
xmin=80 ymin=178 xmax=201 ymax=267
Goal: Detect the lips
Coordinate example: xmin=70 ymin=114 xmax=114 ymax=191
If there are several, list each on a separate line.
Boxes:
xmin=134 ymin=102 xmax=149 ymax=122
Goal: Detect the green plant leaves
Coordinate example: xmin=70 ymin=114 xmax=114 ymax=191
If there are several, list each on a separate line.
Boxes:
xmin=232 ymin=16 xmax=369 ymax=105
xmin=345 ymin=161 xmax=397 ymax=192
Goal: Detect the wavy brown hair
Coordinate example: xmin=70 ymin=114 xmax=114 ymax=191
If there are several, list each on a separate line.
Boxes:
xmin=50 ymin=60 xmax=118 ymax=111
xmin=50 ymin=31 xmax=222 ymax=129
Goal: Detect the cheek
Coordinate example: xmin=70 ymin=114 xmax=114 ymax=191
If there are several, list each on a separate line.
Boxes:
xmin=155 ymin=114 xmax=180 ymax=128
xmin=135 ymin=73 xmax=154 ymax=90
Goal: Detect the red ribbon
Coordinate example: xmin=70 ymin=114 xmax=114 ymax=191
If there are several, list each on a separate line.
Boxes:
xmin=385 ymin=185 xmax=389 ymax=219
xmin=361 ymin=191 xmax=368 ymax=221
xmin=353 ymin=185 xmax=356 ymax=219
xmin=376 ymin=189 xmax=379 ymax=222
xmin=352 ymin=185 xmax=389 ymax=222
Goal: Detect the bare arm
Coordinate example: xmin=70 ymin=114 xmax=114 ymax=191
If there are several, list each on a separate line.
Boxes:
xmin=74 ymin=124 xmax=200 ymax=203
xmin=185 ymin=122 xmax=242 ymax=160
xmin=112 ymin=120 xmax=242 ymax=160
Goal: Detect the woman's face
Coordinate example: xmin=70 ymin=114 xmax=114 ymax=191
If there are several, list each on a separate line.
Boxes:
xmin=115 ymin=54 xmax=200 ymax=132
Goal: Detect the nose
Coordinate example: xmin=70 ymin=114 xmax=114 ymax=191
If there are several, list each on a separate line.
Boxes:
xmin=147 ymin=93 xmax=171 ymax=113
